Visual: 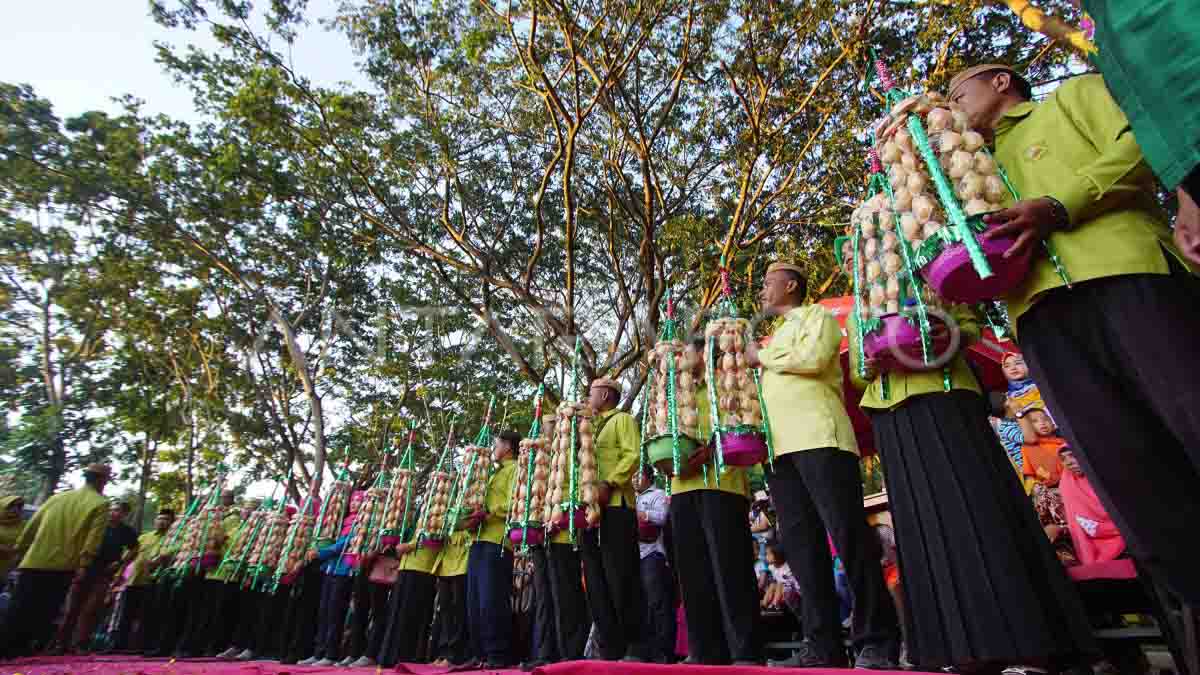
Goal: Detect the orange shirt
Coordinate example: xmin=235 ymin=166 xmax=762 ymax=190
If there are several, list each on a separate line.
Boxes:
xmin=1022 ymin=436 xmax=1067 ymax=487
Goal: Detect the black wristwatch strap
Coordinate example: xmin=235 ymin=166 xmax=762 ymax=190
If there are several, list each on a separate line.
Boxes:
xmin=1044 ymin=196 xmax=1072 ymax=230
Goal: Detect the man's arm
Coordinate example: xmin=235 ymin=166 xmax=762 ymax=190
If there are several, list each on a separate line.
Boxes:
xmin=78 ymin=502 xmax=109 ymax=571
xmin=602 ymin=413 xmax=642 ymax=490
xmin=756 ymin=308 xmax=841 ymax=376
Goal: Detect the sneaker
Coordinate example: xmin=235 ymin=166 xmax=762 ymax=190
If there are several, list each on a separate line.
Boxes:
xmin=216 ymin=647 xmax=240 ymax=660
xmin=855 ymin=641 xmax=900 ymax=670
xmin=236 ymin=649 xmax=255 ymax=661
xmin=1000 ymin=668 xmax=1049 ymax=675
xmin=336 ymin=656 xmax=355 ymax=667
xmin=297 ymin=656 xmax=321 ymax=666
xmin=349 ymin=656 xmax=376 ymax=668
xmin=312 ymin=658 xmax=337 ymax=666
xmin=768 ymin=640 xmax=844 ymax=668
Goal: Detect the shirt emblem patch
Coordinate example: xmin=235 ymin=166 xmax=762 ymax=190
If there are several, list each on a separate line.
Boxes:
xmin=1025 ymin=144 xmax=1047 ymax=161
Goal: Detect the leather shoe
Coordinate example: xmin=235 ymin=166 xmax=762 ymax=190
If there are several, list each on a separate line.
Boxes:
xmin=854 ymin=641 xmax=899 ymax=670
xmin=520 ymin=659 xmax=549 ymax=671
xmin=768 ymin=640 xmax=843 ymax=668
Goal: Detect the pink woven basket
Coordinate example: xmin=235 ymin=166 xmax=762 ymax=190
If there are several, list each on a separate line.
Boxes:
xmin=921 ymin=225 xmax=1030 ymax=303
xmin=863 ymin=312 xmax=951 ymax=372
xmin=509 ymin=526 xmax=545 ymax=546
xmin=721 ymin=430 xmax=768 ymax=467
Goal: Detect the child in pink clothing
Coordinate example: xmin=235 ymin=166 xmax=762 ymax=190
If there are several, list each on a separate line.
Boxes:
xmin=1058 ymin=447 xmax=1127 ymax=565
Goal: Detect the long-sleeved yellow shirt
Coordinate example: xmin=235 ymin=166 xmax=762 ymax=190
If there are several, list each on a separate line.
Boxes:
xmin=432 ymin=529 xmax=471 ymax=577
xmin=848 ymin=305 xmax=982 ymax=410
xmin=129 ymin=529 xmax=170 ymax=587
xmin=758 ymin=304 xmax=858 ymax=456
xmin=994 ymin=74 xmax=1197 ymax=326
xmin=401 ymin=534 xmax=440 ymax=574
xmin=17 ymin=485 xmax=109 ymax=571
xmin=476 ymin=457 xmax=516 ymax=547
xmin=671 ymin=386 xmax=751 ymax=498
xmin=592 ymin=408 xmax=641 ymax=508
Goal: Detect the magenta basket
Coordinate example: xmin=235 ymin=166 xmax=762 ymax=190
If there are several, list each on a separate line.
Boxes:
xmin=637 ymin=521 xmax=661 ymax=541
xmin=419 ymin=537 xmax=444 ymax=551
xmin=509 ymin=526 xmax=545 ymax=546
xmin=721 ymin=429 xmax=768 ymax=466
xmin=554 ymin=506 xmax=591 ymax=531
xmin=863 ymin=313 xmax=951 ymax=372
xmin=920 ymin=224 xmax=1031 ymax=303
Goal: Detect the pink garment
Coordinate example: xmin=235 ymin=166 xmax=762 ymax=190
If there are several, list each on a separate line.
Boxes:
xmin=1059 ymin=469 xmax=1126 ymax=566
xmin=675 ymin=603 xmax=688 ymax=657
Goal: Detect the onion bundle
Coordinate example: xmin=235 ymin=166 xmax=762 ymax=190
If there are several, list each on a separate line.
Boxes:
xmin=171 ymin=503 xmax=228 ymax=572
xmin=345 ymin=486 xmax=387 ymax=557
xmin=513 ymin=416 xmax=555 ymax=525
xmin=646 ymin=340 xmax=704 ymax=439
xmin=851 ymin=191 xmax=942 ymax=319
xmin=704 ymin=317 xmax=761 ymax=428
xmin=456 ymin=445 xmax=493 ymax=516
xmin=379 ymin=468 xmax=415 ymax=535
xmin=314 ymin=480 xmax=351 ymax=544
xmin=247 ymin=509 xmax=292 ymax=576
xmin=545 ymin=402 xmax=600 ymax=528
xmin=220 ymin=505 xmax=269 ymax=577
xmin=416 ymin=470 xmax=454 ymax=541
xmin=275 ymin=509 xmax=317 ymax=581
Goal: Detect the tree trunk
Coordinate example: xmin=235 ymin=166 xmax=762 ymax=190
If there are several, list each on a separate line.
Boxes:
xmin=36 ymin=296 xmax=66 ymax=505
xmin=269 ymin=304 xmax=326 ymax=490
xmin=135 ymin=433 xmax=157 ymax=534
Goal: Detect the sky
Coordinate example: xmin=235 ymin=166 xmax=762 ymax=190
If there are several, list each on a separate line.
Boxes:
xmin=0 ymin=0 xmax=372 ymax=499
xmin=0 ymin=0 xmax=370 ymax=123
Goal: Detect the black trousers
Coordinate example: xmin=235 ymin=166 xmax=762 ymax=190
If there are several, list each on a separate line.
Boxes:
xmin=1020 ymin=265 xmax=1200 ymax=604
xmin=250 ymin=586 xmax=291 ymax=657
xmin=175 ymin=576 xmax=226 ymax=655
xmin=434 ymin=574 xmax=468 ymax=663
xmin=545 ymin=542 xmax=589 ymax=660
xmin=466 ymin=541 xmax=515 ymax=663
xmin=530 ymin=547 xmax=559 ymax=662
xmin=283 ymin=561 xmax=324 ymax=661
xmin=113 ymin=584 xmax=151 ymax=651
xmin=0 ymin=569 xmax=73 ymax=657
xmin=230 ymin=587 xmax=263 ymax=651
xmin=378 ymin=570 xmax=437 ymax=666
xmin=348 ymin=573 xmax=391 ymax=659
xmin=144 ymin=576 xmax=183 ymax=655
xmin=766 ymin=448 xmax=899 ymax=658
xmin=639 ymin=552 xmax=676 ymax=662
xmin=580 ymin=504 xmax=643 ymax=660
xmin=313 ymin=574 xmax=353 ymax=660
xmin=670 ymin=490 xmax=760 ymax=663
xmin=212 ymin=583 xmax=243 ymax=652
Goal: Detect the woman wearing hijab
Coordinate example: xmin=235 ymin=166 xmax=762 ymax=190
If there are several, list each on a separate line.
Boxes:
xmin=299 ymin=490 xmax=366 ymax=667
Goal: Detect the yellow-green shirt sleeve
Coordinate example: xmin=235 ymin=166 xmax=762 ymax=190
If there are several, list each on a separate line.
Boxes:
xmin=602 ymin=412 xmax=641 ymax=488
xmin=78 ymin=500 xmax=109 ymax=569
xmin=757 ymin=306 xmax=841 ymax=376
xmin=1047 ymin=75 xmax=1156 ymax=226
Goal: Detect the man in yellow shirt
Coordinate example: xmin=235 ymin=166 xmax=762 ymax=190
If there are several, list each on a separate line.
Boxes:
xmin=580 ymin=377 xmax=644 ymax=662
xmin=112 ymin=508 xmax=176 ymax=652
xmin=951 ymin=64 xmax=1200 ymax=604
xmin=669 ymin=347 xmax=760 ymax=665
xmin=464 ymin=430 xmax=519 ymax=668
xmin=173 ymin=490 xmax=241 ymax=658
xmin=746 ymin=263 xmax=899 ymax=669
xmin=0 ymin=463 xmax=112 ymax=658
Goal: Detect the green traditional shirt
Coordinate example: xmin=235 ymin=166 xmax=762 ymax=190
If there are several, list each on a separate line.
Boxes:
xmin=848 ymin=305 xmax=982 ymax=410
xmin=476 ymin=457 xmax=516 ymax=547
xmin=17 ymin=485 xmax=108 ymax=571
xmin=592 ymin=408 xmax=641 ymax=508
xmin=992 ymin=74 xmax=1196 ymax=324
xmin=758 ymin=305 xmax=858 ymax=456
xmin=1082 ymin=0 xmax=1200 ymax=190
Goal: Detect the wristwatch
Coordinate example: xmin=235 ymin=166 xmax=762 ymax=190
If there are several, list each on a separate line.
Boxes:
xmin=1043 ymin=196 xmax=1072 ymax=231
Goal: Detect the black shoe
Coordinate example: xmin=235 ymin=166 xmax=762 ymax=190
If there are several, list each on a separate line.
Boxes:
xmin=622 ymin=653 xmax=646 ymax=663
xmin=172 ymin=651 xmax=193 ymax=660
xmin=734 ymin=659 xmax=763 ymax=666
xmin=855 ymin=641 xmax=900 ymax=670
xmin=485 ymin=657 xmax=512 ymax=669
xmin=768 ymin=640 xmax=843 ymax=668
xmin=278 ymin=655 xmax=297 ymax=665
xmin=520 ymin=659 xmax=549 ymax=671
xmin=681 ymin=655 xmax=709 ymax=665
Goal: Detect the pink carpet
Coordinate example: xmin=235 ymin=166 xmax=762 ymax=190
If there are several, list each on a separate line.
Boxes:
xmin=0 ymin=656 xmax=947 ymax=675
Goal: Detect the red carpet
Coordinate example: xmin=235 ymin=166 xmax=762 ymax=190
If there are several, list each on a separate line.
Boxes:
xmin=0 ymin=656 xmax=945 ymax=675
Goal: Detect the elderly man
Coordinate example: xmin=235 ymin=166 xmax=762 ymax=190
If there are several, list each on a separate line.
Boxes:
xmin=580 ymin=376 xmax=644 ymax=662
xmin=0 ymin=463 xmax=112 ymax=658
xmin=950 ymin=63 xmax=1200 ymax=604
xmin=746 ymin=262 xmax=899 ymax=669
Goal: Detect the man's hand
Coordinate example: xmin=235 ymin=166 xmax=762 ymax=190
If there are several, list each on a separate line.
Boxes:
xmin=983 ymin=197 xmax=1063 ymax=260
xmin=676 ymin=444 xmax=713 ymax=479
xmin=305 ymin=549 xmax=319 ymax=562
xmin=862 ymin=356 xmax=880 ymax=381
xmin=596 ymin=483 xmax=613 ymax=506
xmin=745 ymin=339 xmax=762 ymax=368
xmin=396 ymin=542 xmax=417 ymax=556
xmin=637 ymin=511 xmax=649 ymax=524
xmin=1176 ymin=187 xmax=1200 ymax=267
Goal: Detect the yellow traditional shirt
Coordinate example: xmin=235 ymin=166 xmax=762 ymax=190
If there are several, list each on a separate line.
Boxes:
xmin=129 ymin=530 xmax=169 ymax=587
xmin=0 ymin=496 xmax=25 ymax=580
xmin=400 ymin=535 xmax=440 ymax=574
xmin=758 ymin=305 xmax=858 ymax=456
xmin=476 ymin=458 xmax=516 ymax=547
xmin=593 ymin=408 xmax=641 ymax=508
xmin=432 ymin=529 xmax=471 ymax=577
xmin=17 ymin=485 xmax=109 ymax=571
xmin=848 ymin=305 xmax=983 ymax=410
xmin=993 ymin=74 xmax=1197 ymax=325
xmin=671 ymin=386 xmax=751 ymax=498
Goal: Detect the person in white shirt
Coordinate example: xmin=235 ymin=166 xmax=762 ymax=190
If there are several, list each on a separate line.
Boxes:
xmin=633 ymin=466 xmax=674 ymax=663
